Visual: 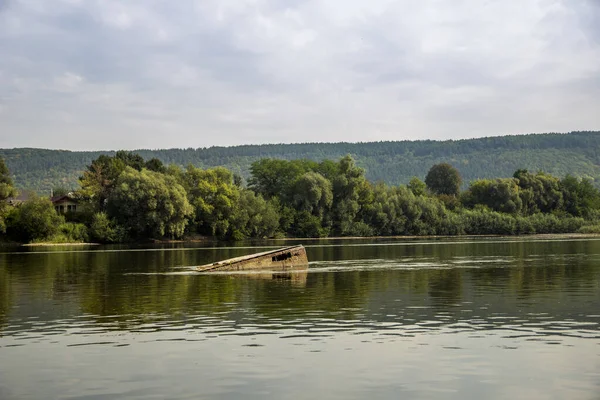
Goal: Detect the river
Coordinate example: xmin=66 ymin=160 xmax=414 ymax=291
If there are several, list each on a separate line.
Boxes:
xmin=1 ymin=237 xmax=599 ymax=399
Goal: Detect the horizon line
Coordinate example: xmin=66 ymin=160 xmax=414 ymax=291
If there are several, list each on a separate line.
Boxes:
xmin=1 ymin=130 xmax=599 ymax=153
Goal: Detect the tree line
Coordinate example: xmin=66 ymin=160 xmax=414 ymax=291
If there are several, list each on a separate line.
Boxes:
xmin=1 ymin=151 xmax=600 ymax=244
xmin=3 ymin=131 xmax=600 ymax=192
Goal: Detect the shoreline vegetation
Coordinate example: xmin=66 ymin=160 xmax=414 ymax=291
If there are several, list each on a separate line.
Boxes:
xmin=21 ymin=242 xmax=100 ymax=247
xmin=10 ymin=233 xmax=600 ymax=248
xmin=2 ymin=151 xmax=600 ymax=245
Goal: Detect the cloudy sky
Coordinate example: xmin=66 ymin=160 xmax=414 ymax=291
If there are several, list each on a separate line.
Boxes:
xmin=0 ymin=0 xmax=599 ymax=150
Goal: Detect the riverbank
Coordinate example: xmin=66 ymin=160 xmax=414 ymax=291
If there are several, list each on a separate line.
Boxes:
xmin=267 ymin=233 xmax=600 ymax=241
xmin=150 ymin=232 xmax=600 ymax=244
xmin=12 ymin=232 xmax=600 ymax=248
xmin=22 ymin=242 xmax=100 ymax=247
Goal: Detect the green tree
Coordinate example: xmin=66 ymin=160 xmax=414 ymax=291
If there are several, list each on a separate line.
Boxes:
xmin=79 ymin=155 xmax=127 ymax=211
xmin=107 ymin=167 xmax=193 ymax=239
xmin=52 ymin=186 xmax=70 ymax=197
xmin=332 ymin=155 xmax=370 ymax=235
xmin=361 ymin=184 xmax=408 ymax=236
xmin=228 ymin=191 xmax=280 ymax=239
xmin=55 ymin=222 xmax=89 ymax=243
xmin=79 ymin=152 xmax=152 ymax=212
xmin=0 ymin=157 xmax=17 ymax=234
xmin=362 ymin=185 xmax=453 ymax=236
xmin=6 ymin=195 xmax=64 ymax=242
xmin=514 ymin=170 xmax=563 ymax=214
xmin=425 ymin=163 xmax=462 ymax=196
xmin=291 ymin=172 xmax=333 ymax=218
xmin=462 ymin=178 xmax=523 ymax=214
xmin=7 ymin=131 xmax=600 ymax=193
xmin=560 ymin=175 xmax=600 ymax=217
xmin=145 ymin=158 xmax=167 ymax=173
xmin=115 ymin=150 xmax=145 ymax=171
xmin=89 ymin=212 xmax=127 ymax=243
xmin=180 ymin=166 xmax=240 ymax=238
xmin=249 ymin=159 xmax=317 ymax=200
xmin=407 ymin=195 xmax=449 ymax=235
xmin=407 ymin=177 xmax=427 ymax=196
xmin=292 ymin=210 xmax=330 ymax=238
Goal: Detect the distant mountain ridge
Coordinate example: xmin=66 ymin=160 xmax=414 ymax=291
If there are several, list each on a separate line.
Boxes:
xmin=2 ymin=131 xmax=600 ymax=192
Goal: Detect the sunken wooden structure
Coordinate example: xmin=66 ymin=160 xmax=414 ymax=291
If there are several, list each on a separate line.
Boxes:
xmin=195 ymin=245 xmax=308 ymax=272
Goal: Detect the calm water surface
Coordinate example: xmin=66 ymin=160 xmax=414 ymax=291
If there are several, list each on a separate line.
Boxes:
xmin=1 ymin=238 xmax=599 ymax=399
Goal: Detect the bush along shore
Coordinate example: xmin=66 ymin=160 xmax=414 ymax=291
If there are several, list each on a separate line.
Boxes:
xmin=1 ymin=152 xmax=600 ymax=245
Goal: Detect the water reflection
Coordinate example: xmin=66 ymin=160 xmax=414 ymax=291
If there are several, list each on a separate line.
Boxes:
xmin=1 ymin=238 xmax=599 ymax=335
xmin=0 ymin=238 xmax=599 ymax=399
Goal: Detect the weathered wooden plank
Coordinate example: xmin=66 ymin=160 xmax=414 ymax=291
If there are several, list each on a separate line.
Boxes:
xmin=195 ymin=245 xmax=308 ymax=272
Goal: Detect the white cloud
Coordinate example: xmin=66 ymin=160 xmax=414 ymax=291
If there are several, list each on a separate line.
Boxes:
xmin=0 ymin=0 xmax=598 ymax=150
xmin=54 ymin=72 xmax=83 ymax=90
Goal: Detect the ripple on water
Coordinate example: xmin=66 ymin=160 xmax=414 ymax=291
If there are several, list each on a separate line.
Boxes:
xmin=2 ymin=240 xmax=600 ymax=399
xmin=3 ymin=309 xmax=600 ymax=350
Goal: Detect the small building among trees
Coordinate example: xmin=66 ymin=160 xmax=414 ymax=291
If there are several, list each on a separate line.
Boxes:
xmin=6 ymin=192 xmax=31 ymax=206
xmin=51 ymin=194 xmax=79 ymax=213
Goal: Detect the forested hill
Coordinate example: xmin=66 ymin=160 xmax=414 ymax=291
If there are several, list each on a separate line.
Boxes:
xmin=2 ymin=131 xmax=600 ymax=192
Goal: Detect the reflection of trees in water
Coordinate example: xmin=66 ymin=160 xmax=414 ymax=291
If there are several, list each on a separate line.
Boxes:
xmin=0 ymin=266 xmax=11 ymax=329
xmin=306 ymin=240 xmax=536 ymax=263
xmin=427 ymin=269 xmax=463 ymax=306
xmin=252 ymin=270 xmax=373 ymax=320
xmin=1 ymin=240 xmax=600 ymax=332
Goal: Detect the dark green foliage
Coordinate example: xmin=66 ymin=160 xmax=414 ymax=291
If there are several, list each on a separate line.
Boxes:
xmin=291 ymin=172 xmax=333 ymax=217
xmin=578 ymin=224 xmax=600 ymax=234
xmin=249 ymin=159 xmax=318 ymax=200
xmin=460 ymin=209 xmax=519 ymax=235
xmin=408 ymin=177 xmax=426 ymax=196
xmin=331 ymin=155 xmax=370 ymax=235
xmin=291 ymin=211 xmax=330 ymax=238
xmin=345 ymin=221 xmax=376 ymax=237
xmin=145 ymin=158 xmax=167 ymax=173
xmin=0 ymin=157 xmax=15 ymax=195
xmin=6 ymin=195 xmax=65 ymax=242
xmin=560 ymin=175 xmax=600 ymax=218
xmin=436 ymin=194 xmax=461 ymax=211
xmin=407 ymin=196 xmax=449 ymax=235
xmin=78 ymin=154 xmax=128 ymax=211
xmin=55 ymin=223 xmax=89 ymax=243
xmin=2 ymin=148 xmax=599 ymax=244
xmin=228 ymin=191 xmax=280 ymax=240
xmin=0 ymin=157 xmax=17 ymax=234
xmin=514 ymin=170 xmax=563 ymax=214
xmin=178 ymin=165 xmax=240 ymax=238
xmin=455 ymin=210 xmax=584 ymax=235
xmin=52 ymin=186 xmax=70 ymax=197
xmin=89 ymin=213 xmax=127 ymax=243
xmin=233 ymin=174 xmax=243 ymax=187
xmin=6 ymin=132 xmax=600 ymax=193
xmin=360 ymin=185 xmax=459 ymax=236
xmin=115 ymin=151 xmax=145 ymax=171
xmin=425 ymin=163 xmax=462 ymax=196
xmin=78 ymin=152 xmax=156 ymax=213
xmin=526 ymin=214 xmax=584 ymax=234
xmin=107 ymin=167 xmax=193 ymax=239
xmin=275 ymin=202 xmax=296 ymax=234
xmin=362 ymin=185 xmax=411 ymax=236
xmin=249 ymin=156 xmax=369 ymax=238
xmin=462 ymin=178 xmax=523 ymax=214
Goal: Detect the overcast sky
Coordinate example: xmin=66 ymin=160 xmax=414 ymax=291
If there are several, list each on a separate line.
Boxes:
xmin=1 ymin=0 xmax=599 ymax=150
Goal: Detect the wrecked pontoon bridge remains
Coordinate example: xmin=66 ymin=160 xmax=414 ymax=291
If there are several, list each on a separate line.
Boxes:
xmin=195 ymin=245 xmax=308 ymax=272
